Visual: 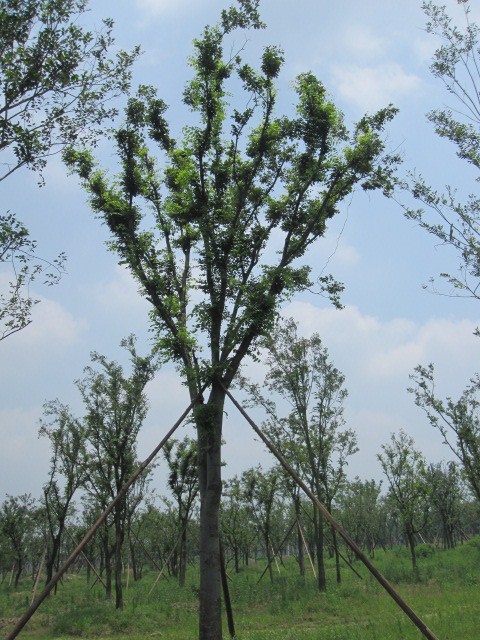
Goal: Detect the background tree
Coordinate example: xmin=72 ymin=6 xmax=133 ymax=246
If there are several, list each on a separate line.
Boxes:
xmin=242 ymin=318 xmax=357 ymax=588
xmin=401 ymin=0 xmax=480 ymax=298
xmin=38 ymin=401 xmax=85 ymax=586
xmin=65 ymin=0 xmax=397 ymax=634
xmin=425 ymin=461 xmax=464 ymax=548
xmin=162 ymin=436 xmax=199 ymax=587
xmin=79 ymin=337 xmax=157 ymax=609
xmin=378 ymin=430 xmax=429 ymax=572
xmin=338 ymin=478 xmax=384 ymax=559
xmin=221 ymin=476 xmax=256 ymax=573
xmin=0 ymin=0 xmax=138 ymax=341
xmin=409 ymin=363 xmax=480 ymax=503
xmin=0 ymin=494 xmax=36 ymax=587
xmin=242 ymin=465 xmax=282 ymax=584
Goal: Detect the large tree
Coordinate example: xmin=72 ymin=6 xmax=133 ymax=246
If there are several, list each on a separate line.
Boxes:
xmin=65 ymin=2 xmax=397 ymax=636
xmin=0 ymin=0 xmax=138 ymax=340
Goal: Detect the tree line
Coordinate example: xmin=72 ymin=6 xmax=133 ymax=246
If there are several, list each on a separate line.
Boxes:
xmin=1 ymin=319 xmax=479 ymax=605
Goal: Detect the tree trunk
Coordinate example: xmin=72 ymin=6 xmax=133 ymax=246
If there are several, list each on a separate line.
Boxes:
xmin=331 ymin=527 xmax=341 ymax=584
xmin=179 ymin=519 xmax=188 ymax=587
xmin=294 ymin=499 xmax=305 ymax=578
xmin=195 ymin=385 xmax=225 ymax=640
xmin=313 ymin=510 xmax=326 ymax=592
xmin=406 ymin=530 xmax=417 ymax=573
xmin=14 ymin=558 xmax=22 ymax=588
xmin=114 ymin=508 xmax=124 ymax=609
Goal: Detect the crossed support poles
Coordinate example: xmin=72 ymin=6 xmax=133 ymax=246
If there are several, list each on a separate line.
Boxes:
xmin=6 ymin=385 xmax=440 ymax=640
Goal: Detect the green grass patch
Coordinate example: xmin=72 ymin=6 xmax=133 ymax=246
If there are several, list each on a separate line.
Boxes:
xmin=1 ymin=543 xmax=480 ymax=639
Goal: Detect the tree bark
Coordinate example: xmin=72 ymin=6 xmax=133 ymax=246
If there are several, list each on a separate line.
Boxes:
xmin=195 ymin=384 xmax=225 ymax=640
xmin=114 ymin=508 xmax=124 ymax=609
xmin=313 ymin=510 xmax=326 ymax=591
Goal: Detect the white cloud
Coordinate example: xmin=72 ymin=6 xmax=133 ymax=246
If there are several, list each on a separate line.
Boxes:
xmin=332 ymin=63 xmax=422 ymax=112
xmin=0 ymin=288 xmax=85 ymax=351
xmin=341 ymin=25 xmax=387 ymax=60
xmin=135 ymin=0 xmax=210 ymax=17
xmin=0 ymin=407 xmax=50 ymax=497
xmin=92 ymin=265 xmax=150 ymax=315
xmin=283 ymin=302 xmax=480 ymax=394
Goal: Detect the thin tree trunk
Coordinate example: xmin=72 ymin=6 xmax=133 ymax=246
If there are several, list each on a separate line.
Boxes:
xmin=313 ymin=510 xmax=326 ymax=591
xmin=294 ymin=498 xmax=305 ymax=577
xmin=114 ymin=508 xmax=124 ymax=609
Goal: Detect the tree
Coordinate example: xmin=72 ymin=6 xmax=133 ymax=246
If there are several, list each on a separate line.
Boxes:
xmin=425 ymin=461 xmax=464 ymax=548
xmin=0 ymin=0 xmax=138 ymax=340
xmin=0 ymin=213 xmax=65 ymax=340
xmin=38 ymin=401 xmax=85 ymax=586
xmin=401 ymin=0 xmax=480 ymax=298
xmin=242 ymin=465 xmax=282 ymax=584
xmin=79 ymin=337 xmax=157 ymax=609
xmin=338 ymin=478 xmax=384 ymax=559
xmin=65 ymin=1 xmax=397 ymax=635
xmin=0 ymin=494 xmax=36 ymax=587
xmin=221 ymin=476 xmax=256 ymax=573
xmin=163 ymin=436 xmax=199 ymax=587
xmin=0 ymin=0 xmax=139 ymax=181
xmin=409 ymin=363 xmax=480 ymax=503
xmin=377 ymin=430 xmax=429 ymax=572
xmin=242 ymin=318 xmax=358 ymax=588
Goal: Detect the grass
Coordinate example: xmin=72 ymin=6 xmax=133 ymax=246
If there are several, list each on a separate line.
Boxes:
xmin=1 ymin=541 xmax=480 ymax=639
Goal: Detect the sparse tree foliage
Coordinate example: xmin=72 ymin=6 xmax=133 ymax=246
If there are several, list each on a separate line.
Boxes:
xmin=0 ymin=0 xmax=138 ymax=341
xmin=0 ymin=0 xmax=139 ymax=181
xmin=409 ymin=363 xmax=480 ymax=503
xmin=401 ymin=0 xmax=480 ymax=298
xmin=0 ymin=213 xmax=65 ymax=341
xmin=65 ymin=1 xmax=397 ymax=635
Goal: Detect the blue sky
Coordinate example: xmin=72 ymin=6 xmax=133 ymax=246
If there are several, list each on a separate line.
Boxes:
xmin=1 ymin=0 xmax=480 ymax=499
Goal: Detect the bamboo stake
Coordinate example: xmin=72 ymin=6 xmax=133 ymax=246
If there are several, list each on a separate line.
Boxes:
xmin=5 ymin=389 xmax=205 ymax=640
xmin=224 ymin=386 xmax=441 ymax=640
xmin=256 ymin=520 xmax=297 ymax=585
xmin=31 ymin=547 xmax=47 ymax=605
xmin=126 ymin=564 xmax=130 ymax=591
xmin=8 ymin=563 xmax=15 ymax=587
xmin=297 ymin=517 xmax=316 ymax=579
xmin=220 ymin=538 xmax=235 ymax=639
xmin=272 ymin=544 xmax=281 ymax=574
xmin=131 ymin=528 xmax=163 ymax=573
xmin=63 ymin=528 xmax=107 ymax=589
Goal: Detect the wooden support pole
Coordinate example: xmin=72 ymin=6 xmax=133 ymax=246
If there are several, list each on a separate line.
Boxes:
xmin=31 ymin=547 xmax=47 ymax=605
xmin=5 ymin=389 xmax=205 ymax=640
xmin=63 ymin=528 xmax=107 ymax=589
xmin=257 ymin=520 xmax=297 ymax=585
xmin=224 ymin=386 xmax=441 ymax=640
xmin=297 ymin=517 xmax=316 ymax=579
xmin=220 ymin=539 xmax=235 ymax=639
